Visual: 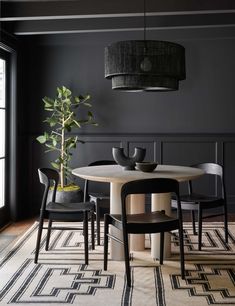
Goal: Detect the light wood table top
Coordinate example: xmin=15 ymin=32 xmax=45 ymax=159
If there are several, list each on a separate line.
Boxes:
xmin=72 ymin=164 xmax=204 ymax=183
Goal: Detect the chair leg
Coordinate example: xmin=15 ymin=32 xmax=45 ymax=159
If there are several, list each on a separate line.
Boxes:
xmin=103 ymin=214 xmax=109 ymax=270
xmin=224 ymin=206 xmax=229 ymax=244
xmin=91 ymin=211 xmax=95 ymax=250
xmin=160 ymin=232 xmax=164 ymax=265
xmin=198 ymin=207 xmax=202 ymax=251
xmin=34 ymin=216 xmax=44 ymax=264
xmin=178 ymin=226 xmax=185 ymax=279
xmin=96 ymin=202 xmax=101 ymax=245
xmin=83 ymin=210 xmax=89 ymax=265
xmin=45 ymin=219 xmax=52 ymax=251
xmin=123 ymin=230 xmax=131 ymax=287
xmin=191 ymin=210 xmax=197 ymax=235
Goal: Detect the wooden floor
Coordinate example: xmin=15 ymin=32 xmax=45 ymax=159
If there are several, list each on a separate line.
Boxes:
xmin=0 ymin=217 xmax=36 ymax=236
xmin=0 ymin=217 xmax=36 ymax=252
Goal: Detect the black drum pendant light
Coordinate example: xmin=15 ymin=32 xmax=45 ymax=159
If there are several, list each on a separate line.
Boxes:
xmin=104 ymin=1 xmax=186 ymax=91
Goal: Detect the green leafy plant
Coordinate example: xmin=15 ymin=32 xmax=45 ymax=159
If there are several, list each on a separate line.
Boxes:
xmin=37 ymin=86 xmax=97 ymax=189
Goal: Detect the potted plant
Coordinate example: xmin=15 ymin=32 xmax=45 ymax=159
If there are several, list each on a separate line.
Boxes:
xmin=37 ymin=85 xmax=97 ymax=202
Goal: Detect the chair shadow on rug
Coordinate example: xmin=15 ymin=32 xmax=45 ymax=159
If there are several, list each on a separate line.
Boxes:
xmin=104 ymin=178 xmax=185 ymax=287
xmin=35 ymin=168 xmax=95 ymax=265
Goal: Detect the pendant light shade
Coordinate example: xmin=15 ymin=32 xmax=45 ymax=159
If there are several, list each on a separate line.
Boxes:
xmin=104 ymin=40 xmax=186 ymax=91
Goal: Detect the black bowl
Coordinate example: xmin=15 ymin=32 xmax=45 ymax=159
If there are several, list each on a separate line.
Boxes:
xmin=136 ymin=162 xmax=158 ymax=172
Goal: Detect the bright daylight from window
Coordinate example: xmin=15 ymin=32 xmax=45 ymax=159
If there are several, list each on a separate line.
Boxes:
xmin=0 ymin=59 xmax=5 ymax=208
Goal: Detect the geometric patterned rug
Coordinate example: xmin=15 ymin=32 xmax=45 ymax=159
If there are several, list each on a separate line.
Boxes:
xmin=0 ymin=222 xmax=235 ymax=306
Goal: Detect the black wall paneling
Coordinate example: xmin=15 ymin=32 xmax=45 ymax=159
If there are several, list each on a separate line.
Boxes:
xmin=28 ymin=134 xmax=235 ymax=216
xmin=223 ymin=141 xmax=235 ymax=206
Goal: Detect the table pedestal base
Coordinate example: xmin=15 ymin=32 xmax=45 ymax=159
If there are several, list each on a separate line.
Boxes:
xmin=129 ymin=194 xmax=145 ymax=251
xmin=110 ymin=183 xmax=145 ymax=260
xmin=110 ymin=182 xmax=124 ymax=260
xmin=151 ymin=193 xmax=171 ymax=259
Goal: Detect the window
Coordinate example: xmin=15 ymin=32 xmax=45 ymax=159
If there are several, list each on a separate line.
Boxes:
xmin=0 ymin=58 xmax=6 ymax=209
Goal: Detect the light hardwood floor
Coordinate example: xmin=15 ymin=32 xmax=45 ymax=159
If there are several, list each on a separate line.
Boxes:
xmin=0 ymin=218 xmax=36 ymax=236
xmin=0 ymin=218 xmax=36 ymax=251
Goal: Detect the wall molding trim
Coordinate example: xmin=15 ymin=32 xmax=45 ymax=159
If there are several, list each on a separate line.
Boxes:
xmin=26 ymin=132 xmax=235 ymax=216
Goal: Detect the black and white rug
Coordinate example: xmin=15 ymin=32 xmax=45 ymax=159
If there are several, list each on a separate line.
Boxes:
xmin=0 ymin=222 xmax=235 ymax=305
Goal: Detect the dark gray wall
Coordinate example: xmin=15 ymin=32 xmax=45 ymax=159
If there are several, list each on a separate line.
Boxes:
xmin=23 ymin=27 xmax=235 ymax=134
xmin=20 ymin=26 xmax=235 ymax=216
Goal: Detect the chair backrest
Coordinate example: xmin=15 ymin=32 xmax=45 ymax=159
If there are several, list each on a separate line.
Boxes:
xmin=189 ymin=163 xmax=226 ymax=198
xmin=121 ymin=178 xmax=182 ymax=221
xmin=192 ymin=163 xmax=223 ymax=177
xmin=83 ymin=160 xmax=116 ymax=201
xmin=38 ymin=168 xmax=59 ymax=210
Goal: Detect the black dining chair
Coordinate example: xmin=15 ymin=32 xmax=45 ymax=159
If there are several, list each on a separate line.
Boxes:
xmin=171 ymin=162 xmax=228 ymax=250
xmin=83 ymin=160 xmax=116 ymax=245
xmin=103 ymin=178 xmax=185 ymax=287
xmin=35 ymin=168 xmax=95 ymax=265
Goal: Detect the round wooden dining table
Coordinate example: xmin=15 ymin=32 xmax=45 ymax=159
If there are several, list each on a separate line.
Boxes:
xmin=72 ymin=164 xmax=204 ymax=261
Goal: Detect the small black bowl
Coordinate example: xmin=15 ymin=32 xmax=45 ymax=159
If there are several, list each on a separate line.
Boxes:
xmin=136 ymin=162 xmax=158 ymax=172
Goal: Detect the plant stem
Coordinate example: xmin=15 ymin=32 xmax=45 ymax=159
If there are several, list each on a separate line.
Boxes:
xmin=60 ymin=116 xmax=65 ymax=188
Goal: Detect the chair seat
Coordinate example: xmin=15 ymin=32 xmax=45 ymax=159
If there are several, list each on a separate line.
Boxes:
xmin=46 ymin=201 xmax=95 ymax=213
xmin=89 ymin=192 xmax=110 ymax=201
xmin=111 ymin=211 xmax=177 ymax=223
xmin=172 ymin=193 xmax=224 ymax=205
xmin=109 ymin=211 xmax=179 ymax=234
xmin=172 ymin=194 xmax=224 ymax=211
xmin=180 ymin=193 xmax=223 ymax=204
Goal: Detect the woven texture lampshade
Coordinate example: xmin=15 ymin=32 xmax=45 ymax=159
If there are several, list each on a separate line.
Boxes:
xmin=104 ymin=40 xmax=186 ymax=91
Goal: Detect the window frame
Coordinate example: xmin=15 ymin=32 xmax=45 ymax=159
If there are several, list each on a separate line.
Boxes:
xmin=0 ymin=48 xmax=11 ymax=227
